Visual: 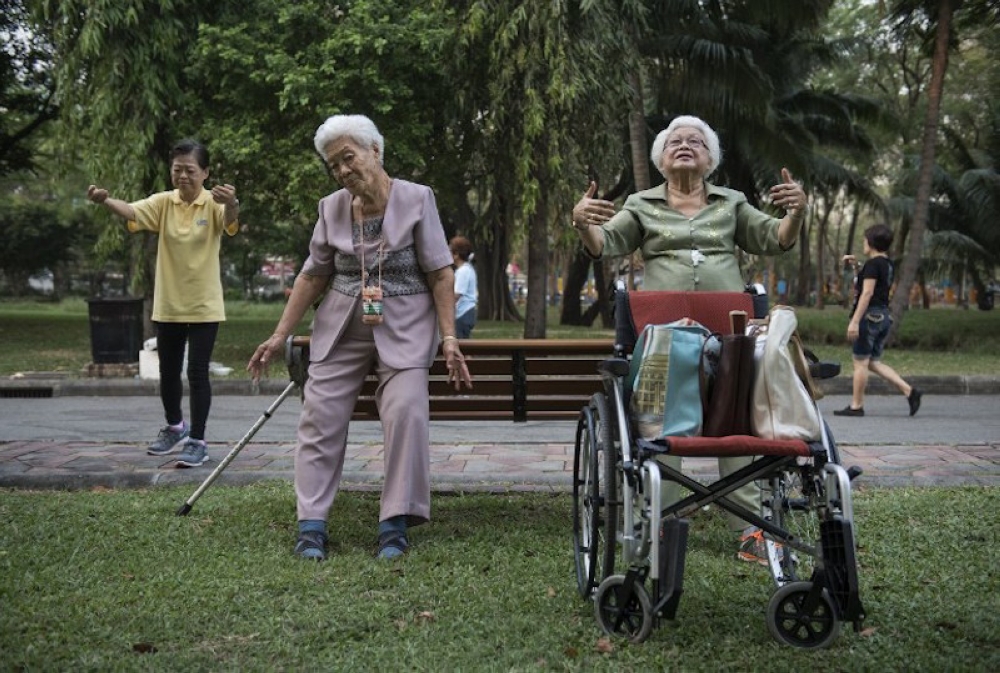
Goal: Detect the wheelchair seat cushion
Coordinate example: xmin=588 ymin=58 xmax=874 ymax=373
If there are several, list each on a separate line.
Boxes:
xmin=638 ymin=435 xmax=812 ymax=458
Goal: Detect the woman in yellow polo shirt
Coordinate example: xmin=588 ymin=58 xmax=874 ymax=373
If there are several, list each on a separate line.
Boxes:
xmin=87 ymin=139 xmax=240 ymax=468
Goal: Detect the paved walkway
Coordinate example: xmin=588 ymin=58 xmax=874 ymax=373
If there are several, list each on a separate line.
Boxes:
xmin=2 ymin=384 xmax=999 ymax=492
xmin=1 ymin=437 xmax=999 ymax=493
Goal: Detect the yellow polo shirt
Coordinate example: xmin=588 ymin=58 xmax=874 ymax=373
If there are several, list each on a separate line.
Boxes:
xmin=128 ymin=189 xmax=239 ymax=322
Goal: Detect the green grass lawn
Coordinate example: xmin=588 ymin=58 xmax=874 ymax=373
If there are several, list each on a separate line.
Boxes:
xmin=1 ymin=484 xmax=997 ymax=671
xmin=1 ymin=298 xmax=998 ymax=378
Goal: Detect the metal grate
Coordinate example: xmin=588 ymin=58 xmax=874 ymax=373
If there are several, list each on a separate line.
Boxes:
xmin=0 ymin=387 xmax=54 ymax=398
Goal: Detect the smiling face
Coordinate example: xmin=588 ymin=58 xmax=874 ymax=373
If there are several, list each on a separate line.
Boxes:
xmin=659 ymin=125 xmax=712 ymax=179
xmin=323 ymin=136 xmax=383 ymax=197
xmin=170 ymin=153 xmax=209 ymax=200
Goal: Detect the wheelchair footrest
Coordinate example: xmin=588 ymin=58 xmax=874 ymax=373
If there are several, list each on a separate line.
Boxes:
xmin=819 ymin=516 xmax=866 ymax=629
xmin=655 ymin=518 xmax=689 ymax=620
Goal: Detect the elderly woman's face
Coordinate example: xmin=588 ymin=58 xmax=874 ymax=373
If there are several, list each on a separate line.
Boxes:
xmin=323 ymin=136 xmax=381 ymax=194
xmin=660 ymin=126 xmax=711 ymax=177
xmin=170 ymin=153 xmax=208 ymax=196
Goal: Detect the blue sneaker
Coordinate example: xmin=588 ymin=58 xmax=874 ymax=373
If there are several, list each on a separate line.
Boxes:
xmin=175 ymin=439 xmax=210 ymax=468
xmin=147 ymin=423 xmax=189 ymax=456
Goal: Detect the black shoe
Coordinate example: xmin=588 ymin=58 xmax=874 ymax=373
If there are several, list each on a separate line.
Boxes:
xmin=834 ymin=406 xmax=864 ymax=417
xmin=908 ymin=389 xmax=923 ymax=417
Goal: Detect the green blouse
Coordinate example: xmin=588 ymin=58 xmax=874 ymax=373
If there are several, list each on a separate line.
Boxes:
xmin=598 ymin=182 xmax=788 ymax=291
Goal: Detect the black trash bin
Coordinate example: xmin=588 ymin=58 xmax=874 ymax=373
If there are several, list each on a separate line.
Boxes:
xmin=87 ymin=297 xmax=144 ymax=363
xmin=977 ymin=289 xmax=994 ymax=311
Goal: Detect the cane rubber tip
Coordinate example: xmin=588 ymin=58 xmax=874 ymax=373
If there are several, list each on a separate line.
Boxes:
xmin=176 ymin=504 xmax=192 ymax=516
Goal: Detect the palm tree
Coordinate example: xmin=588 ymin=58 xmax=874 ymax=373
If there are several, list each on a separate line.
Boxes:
xmin=886 ymin=0 xmax=960 ymax=336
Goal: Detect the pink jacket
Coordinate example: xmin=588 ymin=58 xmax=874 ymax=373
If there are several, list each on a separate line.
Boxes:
xmin=301 ymin=179 xmax=453 ymax=369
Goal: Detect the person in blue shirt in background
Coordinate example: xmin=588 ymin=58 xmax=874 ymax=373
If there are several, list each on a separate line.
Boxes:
xmin=450 ymin=236 xmax=478 ymax=338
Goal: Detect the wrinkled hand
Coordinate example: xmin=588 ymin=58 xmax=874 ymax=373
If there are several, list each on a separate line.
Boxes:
xmin=571 ymin=181 xmax=617 ymax=231
xmin=211 ymin=183 xmax=238 ymax=207
xmin=443 ymin=340 xmax=473 ymax=391
xmin=769 ymin=168 xmax=807 ymax=220
xmin=247 ymin=333 xmax=286 ymax=381
xmin=87 ymin=185 xmax=109 ymax=204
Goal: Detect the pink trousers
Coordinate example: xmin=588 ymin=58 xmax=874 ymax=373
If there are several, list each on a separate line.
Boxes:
xmin=294 ymin=313 xmax=431 ymax=526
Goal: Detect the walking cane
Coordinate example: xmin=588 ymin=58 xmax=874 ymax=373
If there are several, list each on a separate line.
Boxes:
xmin=176 ymin=380 xmax=298 ymax=516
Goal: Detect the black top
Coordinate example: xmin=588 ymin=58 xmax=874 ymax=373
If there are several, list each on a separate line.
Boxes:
xmin=852 ymin=255 xmax=893 ymax=316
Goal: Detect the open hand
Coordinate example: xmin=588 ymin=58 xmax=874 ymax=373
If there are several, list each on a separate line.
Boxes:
xmin=247 ymin=333 xmax=285 ymax=382
xmin=769 ymin=168 xmax=807 ymax=220
xmin=571 ymin=181 xmax=617 ymax=230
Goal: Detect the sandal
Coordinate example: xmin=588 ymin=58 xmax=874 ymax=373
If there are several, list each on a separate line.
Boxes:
xmin=294 ymin=530 xmax=328 ymax=561
xmin=377 ymin=530 xmax=409 ymax=560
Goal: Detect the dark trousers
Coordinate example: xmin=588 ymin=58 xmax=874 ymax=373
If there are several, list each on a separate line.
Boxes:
xmin=156 ymin=322 xmax=219 ymax=440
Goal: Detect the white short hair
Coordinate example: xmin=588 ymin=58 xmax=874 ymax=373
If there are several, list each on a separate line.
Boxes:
xmin=313 ymin=114 xmax=385 ymax=165
xmin=650 ymin=115 xmax=722 ymax=178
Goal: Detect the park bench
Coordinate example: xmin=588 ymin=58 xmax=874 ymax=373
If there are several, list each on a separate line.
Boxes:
xmin=287 ymin=336 xmax=612 ymax=423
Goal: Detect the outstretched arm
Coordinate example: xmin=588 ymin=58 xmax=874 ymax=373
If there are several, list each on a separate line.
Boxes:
xmin=87 ymin=185 xmax=136 ymax=221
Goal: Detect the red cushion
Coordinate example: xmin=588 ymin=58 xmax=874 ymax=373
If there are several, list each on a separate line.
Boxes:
xmin=628 ymin=291 xmax=753 ymax=336
xmin=661 ymin=435 xmax=812 ymax=458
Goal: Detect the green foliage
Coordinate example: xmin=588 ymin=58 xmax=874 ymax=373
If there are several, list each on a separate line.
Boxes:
xmin=0 ymin=197 xmax=87 ymax=281
xmin=0 ymin=299 xmax=998 ymax=376
xmin=185 ymin=0 xmax=460 ymax=273
xmin=0 ymin=485 xmax=997 ymax=670
xmin=0 ymin=0 xmax=58 ymax=176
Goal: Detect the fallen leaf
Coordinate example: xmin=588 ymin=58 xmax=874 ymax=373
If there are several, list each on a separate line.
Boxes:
xmin=546 ymin=586 xmax=557 ymax=598
xmin=416 ymin=611 xmax=436 ymax=623
xmin=563 ymin=646 xmax=578 ymax=658
xmin=860 ymin=627 xmax=877 ymax=637
xmin=132 ymin=642 xmax=158 ymax=654
xmin=595 ymin=637 xmax=614 ymax=654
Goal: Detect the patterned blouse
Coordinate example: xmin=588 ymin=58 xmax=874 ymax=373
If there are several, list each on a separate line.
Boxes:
xmin=331 ymin=217 xmax=431 ymax=298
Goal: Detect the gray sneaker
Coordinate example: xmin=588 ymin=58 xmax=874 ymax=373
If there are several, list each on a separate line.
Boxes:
xmin=175 ymin=439 xmax=210 ymax=468
xmin=147 ymin=423 xmax=190 ymax=456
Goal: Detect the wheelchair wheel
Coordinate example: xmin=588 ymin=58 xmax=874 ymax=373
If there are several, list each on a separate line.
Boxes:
xmin=572 ymin=394 xmax=619 ymax=597
xmin=767 ymin=419 xmax=844 ymax=584
xmin=766 ymin=581 xmax=841 ymax=649
xmin=767 ymin=467 xmax=821 ymax=584
xmin=593 ymin=575 xmax=654 ymax=644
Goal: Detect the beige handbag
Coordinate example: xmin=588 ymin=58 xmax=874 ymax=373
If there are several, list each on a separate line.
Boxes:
xmin=750 ymin=306 xmax=822 ymax=441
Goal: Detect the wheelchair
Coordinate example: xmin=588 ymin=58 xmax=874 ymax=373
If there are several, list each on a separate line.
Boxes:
xmin=571 ymin=282 xmax=865 ymax=648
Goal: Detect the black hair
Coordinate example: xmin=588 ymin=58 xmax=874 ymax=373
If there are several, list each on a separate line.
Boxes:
xmin=864 ymin=224 xmax=894 ymax=253
xmin=170 ymin=139 xmax=210 ymax=169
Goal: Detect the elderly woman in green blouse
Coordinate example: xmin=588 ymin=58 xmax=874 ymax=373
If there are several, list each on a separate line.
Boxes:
xmin=570 ymin=114 xmax=807 ymax=565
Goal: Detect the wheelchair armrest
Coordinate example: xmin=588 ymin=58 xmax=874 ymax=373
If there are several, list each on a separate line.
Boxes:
xmin=598 ymin=357 xmax=630 ymax=378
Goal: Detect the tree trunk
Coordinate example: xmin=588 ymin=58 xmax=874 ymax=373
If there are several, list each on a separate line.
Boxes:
xmin=477 ymin=190 xmax=521 ymax=322
xmin=560 ymin=247 xmax=593 ymax=325
xmin=794 ymin=224 xmax=811 ymax=305
xmin=524 ymin=190 xmax=549 ymax=338
xmin=815 ymin=198 xmax=828 ymax=310
xmin=889 ymin=0 xmax=954 ymax=340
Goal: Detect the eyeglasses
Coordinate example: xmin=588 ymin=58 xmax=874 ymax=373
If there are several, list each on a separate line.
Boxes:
xmin=666 ymin=136 xmax=708 ymax=151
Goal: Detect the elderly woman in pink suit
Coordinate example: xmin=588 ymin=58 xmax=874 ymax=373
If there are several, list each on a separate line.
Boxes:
xmin=248 ymin=114 xmax=472 ymax=561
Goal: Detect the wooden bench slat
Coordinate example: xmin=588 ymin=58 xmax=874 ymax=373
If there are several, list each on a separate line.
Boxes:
xmin=289 ymin=337 xmax=612 ymax=423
